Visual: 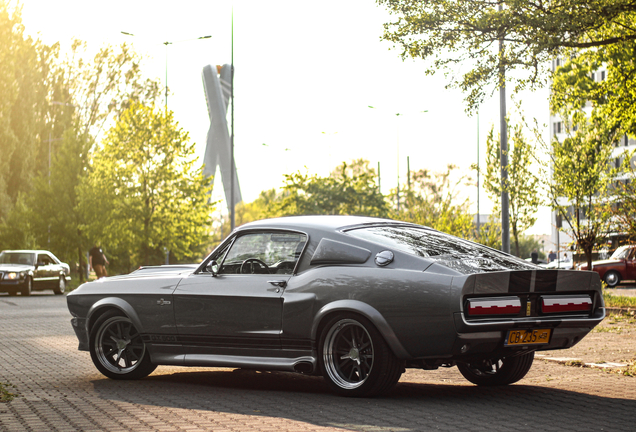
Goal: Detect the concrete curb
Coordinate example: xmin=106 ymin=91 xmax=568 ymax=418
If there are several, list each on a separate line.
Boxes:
xmin=605 ymin=307 xmax=636 ymax=315
xmin=537 ymin=354 xmax=628 ymax=369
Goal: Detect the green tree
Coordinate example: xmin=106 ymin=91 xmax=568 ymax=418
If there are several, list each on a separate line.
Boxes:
xmin=395 ymin=165 xmax=476 ymax=239
xmin=551 ymin=39 xmax=636 ymax=136
xmin=378 ymin=0 xmax=636 ymax=111
xmin=0 ymin=1 xmax=56 ymax=219
xmin=27 ymin=128 xmax=91 ymax=273
xmin=482 ymin=123 xmax=541 ymax=257
xmin=611 ymin=150 xmax=636 ymax=243
xmin=275 ymin=159 xmax=388 ymax=217
xmin=79 ymin=103 xmax=212 ymax=272
xmin=540 ymin=110 xmax=618 ymax=269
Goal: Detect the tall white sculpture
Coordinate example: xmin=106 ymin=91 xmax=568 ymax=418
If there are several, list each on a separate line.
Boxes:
xmin=202 ymin=64 xmax=242 ymax=210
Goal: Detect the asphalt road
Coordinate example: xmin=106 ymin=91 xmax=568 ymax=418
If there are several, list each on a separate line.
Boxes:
xmin=1 ymin=292 xmax=635 ymax=432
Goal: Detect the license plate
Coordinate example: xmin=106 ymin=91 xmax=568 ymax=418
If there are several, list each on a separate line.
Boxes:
xmin=505 ymin=329 xmax=551 ymax=346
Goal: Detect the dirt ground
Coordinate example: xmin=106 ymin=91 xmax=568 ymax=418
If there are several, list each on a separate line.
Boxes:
xmin=541 ymin=311 xmax=636 ymax=365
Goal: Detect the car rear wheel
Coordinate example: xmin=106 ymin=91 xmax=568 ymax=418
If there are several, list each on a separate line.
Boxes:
xmin=21 ymin=277 xmax=32 ymax=296
xmin=89 ymin=311 xmax=156 ymax=380
xmin=319 ymin=314 xmax=403 ymax=397
xmin=54 ymin=276 xmax=66 ymax=295
xmin=457 ymin=352 xmax=535 ymax=386
xmin=603 ymin=271 xmax=621 ymax=288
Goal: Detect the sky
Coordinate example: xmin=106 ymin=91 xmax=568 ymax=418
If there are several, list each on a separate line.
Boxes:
xmin=20 ymin=0 xmax=553 ymax=234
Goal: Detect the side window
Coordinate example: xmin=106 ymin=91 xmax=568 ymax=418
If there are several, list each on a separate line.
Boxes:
xmin=219 ymin=231 xmax=307 ymax=275
xmin=37 ymin=254 xmax=52 ymax=265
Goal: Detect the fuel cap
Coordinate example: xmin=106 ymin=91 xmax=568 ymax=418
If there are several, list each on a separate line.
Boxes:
xmin=375 ymin=250 xmax=394 ymax=266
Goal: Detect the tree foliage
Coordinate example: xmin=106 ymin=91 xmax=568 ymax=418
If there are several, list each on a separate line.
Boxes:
xmin=0 ymin=2 xmax=55 ymax=217
xmin=379 ymin=0 xmax=636 ymax=111
xmin=393 ymin=165 xmax=476 ymax=239
xmin=540 ymin=111 xmax=618 ymax=269
xmin=79 ymin=103 xmax=212 ymax=272
xmin=551 ymin=38 xmax=636 ymax=136
xmin=482 ymin=122 xmax=541 ymax=257
xmin=274 ymin=159 xmax=389 ymax=217
xmin=0 ymin=2 xmax=163 ymax=279
xmin=611 ymin=150 xmax=636 ymax=244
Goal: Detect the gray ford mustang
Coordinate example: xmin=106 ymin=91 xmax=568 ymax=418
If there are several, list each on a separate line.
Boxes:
xmin=67 ymin=216 xmax=605 ymax=397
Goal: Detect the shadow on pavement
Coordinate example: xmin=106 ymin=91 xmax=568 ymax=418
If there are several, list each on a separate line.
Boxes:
xmin=91 ymin=369 xmax=636 ymax=431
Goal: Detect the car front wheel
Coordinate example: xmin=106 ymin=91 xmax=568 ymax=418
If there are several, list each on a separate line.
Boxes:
xmin=54 ymin=276 xmax=66 ymax=295
xmin=21 ymin=277 xmax=32 ymax=296
xmin=319 ymin=314 xmax=403 ymax=397
xmin=604 ymin=271 xmax=621 ymax=288
xmin=457 ymin=352 xmax=535 ymax=386
xmin=89 ymin=311 xmax=156 ymax=380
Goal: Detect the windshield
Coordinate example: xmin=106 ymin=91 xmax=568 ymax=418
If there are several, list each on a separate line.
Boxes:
xmin=0 ymin=252 xmax=35 ymax=265
xmin=346 ymin=225 xmax=535 ymax=272
xmin=610 ymin=246 xmax=633 ymax=260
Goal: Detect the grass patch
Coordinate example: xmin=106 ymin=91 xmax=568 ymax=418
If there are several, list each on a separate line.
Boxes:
xmin=603 ymin=292 xmax=636 ymax=308
xmin=606 ymin=360 xmax=636 ymax=377
xmin=0 ymin=382 xmax=17 ymax=402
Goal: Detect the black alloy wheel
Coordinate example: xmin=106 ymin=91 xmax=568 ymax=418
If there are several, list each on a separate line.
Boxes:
xmin=319 ymin=314 xmax=403 ymax=397
xmin=54 ymin=276 xmax=66 ymax=295
xmin=89 ymin=311 xmax=156 ymax=380
xmin=457 ymin=352 xmax=535 ymax=386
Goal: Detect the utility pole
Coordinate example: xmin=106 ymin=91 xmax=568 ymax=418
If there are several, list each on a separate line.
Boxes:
xmin=230 ymin=6 xmax=236 ymax=231
xmin=477 ymin=111 xmax=480 ymax=238
xmin=499 ymin=4 xmax=510 ymax=254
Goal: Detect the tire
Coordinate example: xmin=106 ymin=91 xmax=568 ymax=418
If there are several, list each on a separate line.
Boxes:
xmin=457 ymin=352 xmax=535 ymax=386
xmin=89 ymin=311 xmax=156 ymax=380
xmin=54 ymin=276 xmax=66 ymax=295
xmin=603 ymin=271 xmax=621 ymax=288
xmin=21 ymin=277 xmax=32 ymax=296
xmin=319 ymin=314 xmax=403 ymax=397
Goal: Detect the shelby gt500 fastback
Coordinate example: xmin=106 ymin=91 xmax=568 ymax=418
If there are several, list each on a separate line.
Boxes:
xmin=67 ymin=216 xmax=604 ymax=397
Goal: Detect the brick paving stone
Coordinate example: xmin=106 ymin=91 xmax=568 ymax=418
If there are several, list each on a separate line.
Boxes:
xmin=1 ymin=295 xmax=636 ymax=432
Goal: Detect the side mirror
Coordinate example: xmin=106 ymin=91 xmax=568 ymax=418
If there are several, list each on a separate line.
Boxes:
xmin=205 ymin=260 xmax=219 ymax=276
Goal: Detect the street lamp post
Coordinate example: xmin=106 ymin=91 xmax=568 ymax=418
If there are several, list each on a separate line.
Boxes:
xmin=120 ymin=31 xmax=212 ymax=110
xmin=498 ymin=4 xmax=510 ymax=254
xmin=368 ymin=106 xmax=428 ymax=212
xmin=121 ymin=31 xmax=211 ymax=264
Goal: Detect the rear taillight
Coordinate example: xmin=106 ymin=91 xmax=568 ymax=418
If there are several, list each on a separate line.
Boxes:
xmin=467 ymin=297 xmax=521 ymax=316
xmin=541 ymin=295 xmax=592 ymax=314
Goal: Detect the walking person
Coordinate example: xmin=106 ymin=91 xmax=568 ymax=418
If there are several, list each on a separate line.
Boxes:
xmin=89 ymin=245 xmax=109 ymax=279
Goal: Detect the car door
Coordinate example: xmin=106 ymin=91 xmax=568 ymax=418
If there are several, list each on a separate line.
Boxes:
xmin=35 ymin=253 xmax=54 ymax=287
xmin=173 ymin=230 xmax=307 ymax=358
xmin=626 ymin=247 xmax=636 ymax=280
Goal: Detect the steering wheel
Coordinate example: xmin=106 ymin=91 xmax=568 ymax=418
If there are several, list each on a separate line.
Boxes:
xmin=239 ymin=258 xmax=270 ymax=274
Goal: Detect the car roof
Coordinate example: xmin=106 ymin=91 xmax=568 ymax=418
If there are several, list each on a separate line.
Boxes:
xmin=236 ymin=215 xmax=424 ymax=233
xmin=1 ymin=250 xmax=50 ymax=254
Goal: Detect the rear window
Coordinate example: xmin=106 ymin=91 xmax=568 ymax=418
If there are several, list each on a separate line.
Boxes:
xmin=346 ymin=225 xmax=533 ymax=271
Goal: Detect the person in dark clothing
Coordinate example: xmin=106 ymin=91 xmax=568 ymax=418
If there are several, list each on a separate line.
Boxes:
xmin=89 ymin=246 xmax=109 ymax=279
xmin=531 ymin=249 xmax=539 ymax=264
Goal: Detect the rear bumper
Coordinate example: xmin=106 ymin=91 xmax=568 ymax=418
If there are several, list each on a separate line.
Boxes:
xmin=450 ymin=308 xmax=606 ymax=356
xmin=71 ymin=317 xmax=89 ymax=351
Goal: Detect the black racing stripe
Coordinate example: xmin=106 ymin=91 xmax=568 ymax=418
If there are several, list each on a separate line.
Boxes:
xmin=509 ymin=271 xmax=532 ymax=293
xmin=535 ymin=270 xmax=558 ymax=292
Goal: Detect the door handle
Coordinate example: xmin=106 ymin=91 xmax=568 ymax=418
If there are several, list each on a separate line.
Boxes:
xmin=268 ymin=280 xmax=287 ymax=288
